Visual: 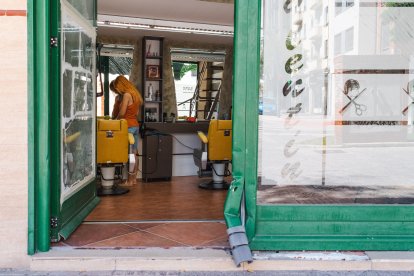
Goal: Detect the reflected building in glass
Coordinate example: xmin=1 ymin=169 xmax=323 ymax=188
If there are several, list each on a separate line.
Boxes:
xmin=258 ymin=0 xmax=414 ymax=204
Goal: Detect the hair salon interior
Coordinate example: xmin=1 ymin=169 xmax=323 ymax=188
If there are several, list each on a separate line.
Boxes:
xmin=3 ymin=0 xmax=414 ymax=272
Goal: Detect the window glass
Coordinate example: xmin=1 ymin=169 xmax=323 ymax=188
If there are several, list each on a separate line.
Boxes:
xmin=336 ymin=0 xmax=354 ymax=15
xmin=173 ymin=61 xmax=198 ymax=118
xmin=66 ymin=0 xmax=94 ymax=23
xmin=258 ymin=0 xmax=414 ymax=204
xmin=61 ymin=1 xmax=96 ymax=202
xmin=345 ymin=27 xmax=354 ymax=52
xmin=96 ymin=52 xmax=134 ymax=117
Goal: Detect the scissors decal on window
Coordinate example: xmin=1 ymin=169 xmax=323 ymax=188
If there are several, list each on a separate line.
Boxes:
xmin=339 ymin=79 xmax=367 ymax=116
xmin=401 ymin=83 xmax=413 ymax=116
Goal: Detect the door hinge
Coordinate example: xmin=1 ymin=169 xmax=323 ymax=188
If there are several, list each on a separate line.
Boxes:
xmin=50 ymin=217 xmax=59 ymax=228
xmin=50 ymin=37 xmax=58 ymax=47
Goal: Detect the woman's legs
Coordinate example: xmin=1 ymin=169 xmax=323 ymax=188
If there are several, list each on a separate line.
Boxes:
xmin=127 ymin=127 xmax=139 ymax=185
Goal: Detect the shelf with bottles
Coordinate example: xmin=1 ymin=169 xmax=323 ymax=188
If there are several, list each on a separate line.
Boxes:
xmin=144 ymin=103 xmax=160 ymax=122
xmin=144 ymin=82 xmax=162 ymax=102
xmin=144 ymin=39 xmax=162 ymax=58
xmin=142 ymin=36 xmax=164 ymax=124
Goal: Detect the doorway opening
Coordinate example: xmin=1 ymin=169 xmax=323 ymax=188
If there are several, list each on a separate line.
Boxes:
xmin=51 ymin=0 xmax=234 ymax=250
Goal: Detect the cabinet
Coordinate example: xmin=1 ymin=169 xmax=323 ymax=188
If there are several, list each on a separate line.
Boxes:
xmin=142 ymin=133 xmax=172 ymax=182
xmin=142 ymin=36 xmax=164 ymax=122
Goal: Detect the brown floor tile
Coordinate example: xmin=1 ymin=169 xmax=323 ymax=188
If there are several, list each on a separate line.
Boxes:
xmin=146 ymin=222 xmax=227 ymax=246
xmin=62 ymin=224 xmax=138 ymax=247
xmin=85 ymin=230 xmax=184 ymax=248
xmin=125 ymin=223 xmax=164 ymax=230
xmin=86 ymin=176 xmax=227 ymax=221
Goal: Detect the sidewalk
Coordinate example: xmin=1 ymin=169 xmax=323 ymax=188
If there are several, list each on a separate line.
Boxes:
xmin=1 ymin=271 xmax=414 ymax=276
xmin=21 ymin=247 xmax=414 ymax=273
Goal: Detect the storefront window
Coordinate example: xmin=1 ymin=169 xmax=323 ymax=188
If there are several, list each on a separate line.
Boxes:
xmin=66 ymin=0 xmax=95 ymax=24
xmin=61 ymin=1 xmax=96 ymax=202
xmin=173 ymin=61 xmax=198 ymax=117
xmin=258 ymin=0 xmax=414 ymax=204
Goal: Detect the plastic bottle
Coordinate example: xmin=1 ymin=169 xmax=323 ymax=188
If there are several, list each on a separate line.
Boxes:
xmin=148 ymin=83 xmax=153 ymax=100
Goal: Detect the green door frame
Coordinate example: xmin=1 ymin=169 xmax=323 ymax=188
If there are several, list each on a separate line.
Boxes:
xmin=28 ymin=0 xmax=99 ymax=254
xmin=224 ymin=0 xmax=261 ymax=231
xmin=225 ymin=0 xmax=414 ymax=251
xmin=28 ymin=0 xmax=52 ymax=254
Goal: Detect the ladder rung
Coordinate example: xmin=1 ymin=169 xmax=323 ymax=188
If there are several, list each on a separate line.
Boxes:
xmin=205 ymin=78 xmax=222 ymax=81
xmin=209 ymin=66 xmax=224 ymax=70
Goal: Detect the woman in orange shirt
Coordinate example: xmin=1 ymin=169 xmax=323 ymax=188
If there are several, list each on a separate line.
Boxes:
xmin=110 ymin=80 xmax=122 ymax=119
xmin=113 ymin=75 xmax=143 ymax=185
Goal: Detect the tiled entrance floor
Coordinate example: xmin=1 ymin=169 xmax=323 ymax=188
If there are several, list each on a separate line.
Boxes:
xmin=53 ymin=222 xmax=229 ymax=249
xmin=86 ymin=176 xmax=227 ymax=221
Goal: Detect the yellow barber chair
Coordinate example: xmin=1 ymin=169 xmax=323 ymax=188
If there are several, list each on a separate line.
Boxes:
xmin=97 ymin=119 xmax=134 ymax=195
xmin=194 ymin=120 xmax=232 ymax=189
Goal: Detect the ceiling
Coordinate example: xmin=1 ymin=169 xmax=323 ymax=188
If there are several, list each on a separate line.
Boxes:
xmin=97 ymin=0 xmax=234 ymax=45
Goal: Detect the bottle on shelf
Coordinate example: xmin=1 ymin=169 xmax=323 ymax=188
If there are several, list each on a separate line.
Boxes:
xmin=155 ymin=90 xmax=160 ymax=102
xmin=147 ymin=83 xmax=153 ymax=101
xmin=146 ymin=44 xmax=152 ymax=57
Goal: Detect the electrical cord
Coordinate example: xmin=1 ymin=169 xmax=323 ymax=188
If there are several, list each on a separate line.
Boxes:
xmin=138 ymin=130 xmax=200 ymax=179
xmin=144 ymin=129 xmax=196 ymax=151
xmin=211 ymin=162 xmax=232 ymax=177
xmin=169 ymin=134 xmax=196 ymax=151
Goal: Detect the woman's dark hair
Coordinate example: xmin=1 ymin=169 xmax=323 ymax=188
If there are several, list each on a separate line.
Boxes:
xmin=344 ymin=79 xmax=360 ymax=94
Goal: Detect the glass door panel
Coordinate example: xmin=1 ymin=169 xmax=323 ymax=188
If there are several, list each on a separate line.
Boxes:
xmin=61 ymin=0 xmax=96 ymax=203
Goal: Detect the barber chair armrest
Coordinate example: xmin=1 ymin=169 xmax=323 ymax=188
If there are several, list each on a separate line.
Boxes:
xmin=64 ymin=131 xmax=81 ymax=144
xmin=128 ymin=133 xmax=135 ymax=145
xmin=197 ymin=131 xmax=208 ymax=144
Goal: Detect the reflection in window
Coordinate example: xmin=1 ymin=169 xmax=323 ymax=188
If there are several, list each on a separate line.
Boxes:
xmin=334 ymin=33 xmax=341 ymax=56
xmin=173 ymin=61 xmax=198 ymax=118
xmin=96 ymin=45 xmax=134 ymax=117
xmin=259 ymin=0 xmax=414 ymax=204
xmin=334 ymin=27 xmax=354 ymax=56
xmin=170 ymin=48 xmax=226 ymax=120
xmin=335 ymin=0 xmax=354 ymax=15
xmin=344 ymin=27 xmax=354 ymax=52
xmin=61 ymin=2 xmax=96 ymax=202
xmin=66 ymin=0 xmax=95 ymax=23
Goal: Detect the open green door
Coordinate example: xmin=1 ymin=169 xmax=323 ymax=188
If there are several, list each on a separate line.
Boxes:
xmin=50 ymin=0 xmax=99 ymax=242
xmin=227 ymin=0 xmax=414 ymax=252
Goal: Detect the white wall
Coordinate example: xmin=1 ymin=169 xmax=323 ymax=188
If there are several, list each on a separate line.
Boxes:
xmin=171 ymin=133 xmax=200 ymax=176
xmin=0 ymin=0 xmax=30 ymax=269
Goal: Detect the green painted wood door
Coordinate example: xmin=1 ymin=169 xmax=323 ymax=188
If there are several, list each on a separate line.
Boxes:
xmin=50 ymin=0 xmax=99 ymax=242
xmin=228 ymin=0 xmax=414 ymax=251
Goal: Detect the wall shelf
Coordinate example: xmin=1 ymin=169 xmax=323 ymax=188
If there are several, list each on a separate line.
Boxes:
xmin=142 ymin=36 xmax=164 ymax=123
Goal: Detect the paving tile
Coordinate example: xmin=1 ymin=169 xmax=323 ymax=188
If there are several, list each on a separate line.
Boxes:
xmin=85 ymin=230 xmax=183 ymax=248
xmin=125 ymin=223 xmax=164 ymax=230
xmin=199 ymin=235 xmax=230 ymax=248
xmin=62 ymin=224 xmax=138 ymax=247
xmin=51 ymin=241 xmax=69 ymax=247
xmin=146 ymin=222 xmax=227 ymax=246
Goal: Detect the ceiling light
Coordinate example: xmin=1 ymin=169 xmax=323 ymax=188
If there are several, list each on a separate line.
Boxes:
xmin=97 ymin=15 xmax=234 ymax=37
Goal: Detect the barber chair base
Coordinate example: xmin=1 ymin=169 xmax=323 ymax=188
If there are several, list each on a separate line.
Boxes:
xmin=199 ymin=180 xmax=229 ymax=190
xmin=98 ymin=166 xmax=130 ymax=196
xmin=97 ymin=185 xmax=129 ymax=196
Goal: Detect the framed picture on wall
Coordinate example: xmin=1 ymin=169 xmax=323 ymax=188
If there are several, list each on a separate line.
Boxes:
xmin=146 ymin=65 xmax=160 ymax=79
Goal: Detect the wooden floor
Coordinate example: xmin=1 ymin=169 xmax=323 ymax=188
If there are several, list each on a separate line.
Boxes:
xmin=86 ymin=176 xmax=228 ymax=221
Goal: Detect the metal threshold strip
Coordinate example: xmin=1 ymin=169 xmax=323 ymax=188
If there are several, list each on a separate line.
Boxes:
xmin=83 ymin=219 xmax=225 ymax=224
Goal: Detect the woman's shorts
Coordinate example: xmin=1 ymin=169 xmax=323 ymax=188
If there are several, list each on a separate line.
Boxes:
xmin=128 ymin=126 xmax=139 ymax=152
